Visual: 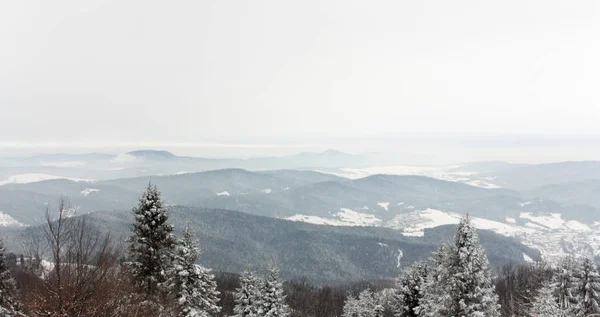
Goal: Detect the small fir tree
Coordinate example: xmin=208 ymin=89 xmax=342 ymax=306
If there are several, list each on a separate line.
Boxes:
xmin=417 ymin=242 xmax=451 ymax=317
xmin=530 ymin=282 xmax=561 ymax=317
xmin=260 ymin=265 xmax=290 ymax=317
xmin=573 ymin=257 xmax=600 ymax=316
xmin=169 ymin=225 xmax=221 ymax=317
xmin=233 ymin=267 xmax=263 ymax=317
xmin=553 ymin=257 xmax=578 ymax=315
xmin=393 ymin=261 xmax=429 ymax=317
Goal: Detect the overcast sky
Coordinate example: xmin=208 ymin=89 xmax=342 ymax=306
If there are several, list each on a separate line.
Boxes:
xmin=1 ymin=1 xmax=600 ymax=158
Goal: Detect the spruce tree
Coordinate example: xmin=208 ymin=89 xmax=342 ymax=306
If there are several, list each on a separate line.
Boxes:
xmin=233 ymin=267 xmax=262 ymax=317
xmin=419 ymin=215 xmax=500 ymax=317
xmin=394 ymin=261 xmax=428 ymax=317
xmin=553 ymin=257 xmax=578 ymax=315
xmin=530 ymin=282 xmax=561 ymax=316
xmin=342 ymin=292 xmax=360 ymax=317
xmin=573 ymin=257 xmax=600 ymax=316
xmin=417 ymin=242 xmax=451 ymax=317
xmin=260 ymin=265 xmax=290 ymax=317
xmin=127 ymin=183 xmax=175 ymax=296
xmin=448 ymin=215 xmax=500 ymax=317
xmin=0 ymin=240 xmax=19 ymax=315
xmin=169 ymin=225 xmax=221 ymax=317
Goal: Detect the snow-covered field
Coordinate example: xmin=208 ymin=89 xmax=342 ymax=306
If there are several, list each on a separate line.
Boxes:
xmin=286 ymin=208 xmax=382 ymax=227
xmin=320 ymin=165 xmax=501 ymax=188
xmin=336 ymin=208 xmax=382 ymax=226
xmin=386 ymin=208 xmax=461 ymax=237
xmin=81 ymin=188 xmax=100 ymax=196
xmin=287 ymin=206 xmax=600 ymax=262
xmin=377 ymin=202 xmax=390 ymax=211
xmin=0 ymin=173 xmax=95 ymax=185
xmin=286 ymin=214 xmax=351 ymax=226
xmin=0 ymin=212 xmax=26 ymax=227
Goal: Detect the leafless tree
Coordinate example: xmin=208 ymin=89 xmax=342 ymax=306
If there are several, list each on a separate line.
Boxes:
xmin=43 ymin=197 xmax=76 ymax=313
xmin=20 ymin=198 xmax=123 ymax=316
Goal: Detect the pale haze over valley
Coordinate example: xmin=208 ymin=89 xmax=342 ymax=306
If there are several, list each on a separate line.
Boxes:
xmin=1 ymin=1 xmax=600 ymax=316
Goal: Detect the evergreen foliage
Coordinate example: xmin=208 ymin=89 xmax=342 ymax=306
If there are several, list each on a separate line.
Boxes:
xmin=530 ymin=282 xmax=561 ymax=316
xmin=127 ymin=183 xmax=176 ymax=296
xmin=342 ymin=289 xmax=384 ymax=317
xmin=553 ymin=257 xmax=578 ymax=315
xmin=418 ymin=242 xmax=451 ymax=317
xmin=419 ymin=215 xmax=500 ymax=317
xmin=260 ymin=265 xmax=290 ymax=317
xmin=573 ymin=257 xmax=600 ymax=316
xmin=0 ymin=240 xmax=19 ymax=315
xmin=393 ymin=261 xmax=428 ymax=317
xmin=232 ymin=267 xmax=263 ymax=317
xmin=169 ymin=225 xmax=221 ymax=317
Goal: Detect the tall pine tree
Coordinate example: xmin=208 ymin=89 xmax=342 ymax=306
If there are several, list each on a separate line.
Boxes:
xmin=169 ymin=225 xmax=221 ymax=317
xmin=394 ymin=261 xmax=428 ymax=317
xmin=573 ymin=257 xmax=600 ymax=316
xmin=233 ymin=267 xmax=263 ymax=317
xmin=127 ymin=183 xmax=175 ymax=296
xmin=553 ymin=257 xmax=578 ymax=316
xmin=260 ymin=265 xmax=290 ymax=317
xmin=419 ymin=215 xmax=500 ymax=317
xmin=418 ymin=242 xmax=452 ymax=317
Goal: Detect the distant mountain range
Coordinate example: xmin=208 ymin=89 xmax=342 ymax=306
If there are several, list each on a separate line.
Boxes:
xmin=0 ymin=149 xmax=389 ymax=181
xmin=3 ymin=149 xmax=600 ymax=274
xmin=1 ymin=167 xmax=600 ymax=262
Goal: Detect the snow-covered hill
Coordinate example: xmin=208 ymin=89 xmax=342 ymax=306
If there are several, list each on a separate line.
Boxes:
xmin=287 ymin=207 xmax=600 ymax=262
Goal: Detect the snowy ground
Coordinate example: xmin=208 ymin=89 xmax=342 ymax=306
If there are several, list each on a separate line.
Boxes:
xmin=0 ymin=212 xmax=27 ymax=227
xmin=81 ymin=188 xmax=100 ymax=196
xmin=319 ymin=165 xmax=501 ymax=188
xmin=286 ymin=208 xmax=382 ymax=227
xmin=287 ymin=206 xmax=600 ymax=262
xmin=0 ymin=173 xmax=95 ymax=185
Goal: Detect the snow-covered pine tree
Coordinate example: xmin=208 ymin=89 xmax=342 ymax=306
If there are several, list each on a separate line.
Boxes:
xmin=342 ymin=292 xmax=360 ymax=317
xmin=343 ymin=291 xmax=362 ymax=317
xmin=0 ymin=239 xmax=20 ymax=315
xmin=417 ymin=242 xmax=452 ymax=317
xmin=421 ymin=215 xmax=500 ymax=317
xmin=169 ymin=225 xmax=221 ymax=317
xmin=127 ymin=183 xmax=176 ymax=296
xmin=342 ymin=289 xmax=384 ymax=317
xmin=530 ymin=281 xmax=561 ymax=317
xmin=573 ymin=257 xmax=600 ymax=316
xmin=448 ymin=214 xmax=500 ymax=317
xmin=394 ymin=261 xmax=428 ymax=317
xmin=233 ymin=267 xmax=263 ymax=317
xmin=553 ymin=257 xmax=578 ymax=315
xmin=260 ymin=265 xmax=290 ymax=317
